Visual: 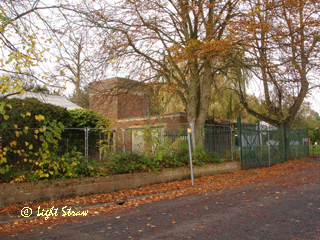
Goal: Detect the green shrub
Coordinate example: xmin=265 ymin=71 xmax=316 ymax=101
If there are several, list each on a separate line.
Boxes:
xmin=2 ymin=97 xmax=71 ymax=127
xmin=77 ymin=158 xmax=111 ymax=177
xmin=99 ymin=141 xmax=223 ymax=176
xmin=67 ymin=109 xmax=110 ymax=128
xmin=61 ymin=109 xmax=112 ymax=156
xmin=105 ymin=151 xmax=159 ymax=174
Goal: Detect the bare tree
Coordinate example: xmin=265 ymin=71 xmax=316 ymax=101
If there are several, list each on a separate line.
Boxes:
xmin=233 ymin=0 xmax=320 ymax=127
xmin=73 ymin=0 xmax=242 ymax=143
xmin=41 ymin=6 xmax=113 ymax=107
xmin=0 ymin=0 xmax=63 ymax=97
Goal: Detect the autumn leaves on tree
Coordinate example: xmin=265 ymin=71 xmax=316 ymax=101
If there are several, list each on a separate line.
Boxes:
xmin=234 ymin=0 xmax=320 ymax=128
xmin=72 ymin=0 xmax=317 ymax=144
xmin=77 ymin=0 xmax=243 ymax=142
xmin=1 ymin=0 xmax=319 ymax=144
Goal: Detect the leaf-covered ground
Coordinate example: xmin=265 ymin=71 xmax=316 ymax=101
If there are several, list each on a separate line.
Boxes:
xmin=0 ymin=158 xmax=319 ymax=237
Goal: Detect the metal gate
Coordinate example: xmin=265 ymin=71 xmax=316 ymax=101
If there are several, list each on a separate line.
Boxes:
xmin=260 ymin=125 xmax=285 ymax=167
xmin=237 ymin=119 xmax=261 ymax=168
xmin=237 ymin=117 xmax=309 ymax=169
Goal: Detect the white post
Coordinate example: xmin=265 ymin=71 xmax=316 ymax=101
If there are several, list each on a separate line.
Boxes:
xmin=187 ymin=128 xmax=194 ymax=186
xmin=190 ymin=122 xmax=196 ymax=151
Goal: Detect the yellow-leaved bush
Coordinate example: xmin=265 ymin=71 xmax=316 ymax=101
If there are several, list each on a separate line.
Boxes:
xmin=0 ymin=108 xmax=80 ymax=182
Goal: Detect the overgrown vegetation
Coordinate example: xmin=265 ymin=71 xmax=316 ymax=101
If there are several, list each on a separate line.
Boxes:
xmin=2 ymin=98 xmax=71 ymax=127
xmin=0 ymin=98 xmax=114 ymax=182
xmin=103 ymin=143 xmax=222 ymax=176
xmin=0 ymin=145 xmax=223 ymax=183
xmin=0 ymin=111 xmax=66 ymax=182
xmin=0 ymin=116 xmax=223 ymax=182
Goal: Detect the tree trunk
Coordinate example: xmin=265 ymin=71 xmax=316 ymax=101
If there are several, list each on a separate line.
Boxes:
xmin=186 ymin=63 xmax=213 ymax=146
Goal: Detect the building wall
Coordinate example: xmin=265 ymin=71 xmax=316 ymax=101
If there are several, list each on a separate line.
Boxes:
xmin=89 ymin=77 xmax=150 ymax=123
xmin=89 ymin=78 xmax=191 ymax=153
xmin=89 ymin=79 xmax=118 ymax=121
xmin=117 ymin=92 xmax=149 ymax=119
xmin=114 ymin=112 xmax=188 ymax=152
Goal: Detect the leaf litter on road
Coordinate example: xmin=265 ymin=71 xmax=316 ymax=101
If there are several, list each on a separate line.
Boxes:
xmin=0 ymin=158 xmax=319 ymax=236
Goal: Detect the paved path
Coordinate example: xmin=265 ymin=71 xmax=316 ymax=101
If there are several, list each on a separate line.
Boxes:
xmin=1 ymin=162 xmax=320 ymax=239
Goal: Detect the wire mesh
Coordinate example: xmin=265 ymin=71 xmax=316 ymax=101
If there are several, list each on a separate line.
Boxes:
xmin=58 ymin=128 xmax=112 ymax=160
xmin=238 ymin=117 xmax=310 ymax=169
xmin=121 ymin=123 xmax=235 ymax=162
xmin=202 ymin=124 xmax=234 ymax=161
xmin=286 ymin=128 xmax=309 ymax=159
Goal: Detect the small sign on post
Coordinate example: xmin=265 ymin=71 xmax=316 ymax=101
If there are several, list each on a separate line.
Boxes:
xmin=187 ymin=128 xmax=194 ymax=186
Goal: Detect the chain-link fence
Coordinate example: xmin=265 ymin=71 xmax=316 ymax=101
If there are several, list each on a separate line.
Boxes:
xmin=119 ymin=124 xmax=188 ymax=155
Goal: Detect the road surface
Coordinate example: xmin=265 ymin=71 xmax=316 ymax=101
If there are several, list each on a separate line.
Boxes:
xmin=1 ymin=161 xmax=320 ymax=239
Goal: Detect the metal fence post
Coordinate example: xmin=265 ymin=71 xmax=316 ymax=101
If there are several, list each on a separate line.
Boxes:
xmin=122 ymin=128 xmax=126 ymax=153
xmin=282 ymin=123 xmax=287 ymax=162
xmin=113 ymin=131 xmax=116 ymax=154
xmin=230 ymin=126 xmax=234 ymax=161
xmin=84 ymin=127 xmax=89 ymax=160
xmin=257 ymin=120 xmax=261 ymax=165
xmin=237 ymin=116 xmax=242 ymax=164
xmin=99 ymin=133 xmax=102 ymax=161
xmin=268 ymin=128 xmax=270 ymax=167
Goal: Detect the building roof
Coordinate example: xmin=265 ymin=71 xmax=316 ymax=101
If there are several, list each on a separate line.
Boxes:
xmin=6 ymin=92 xmax=82 ymax=110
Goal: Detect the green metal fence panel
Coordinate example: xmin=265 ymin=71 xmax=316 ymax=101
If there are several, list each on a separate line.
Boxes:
xmin=162 ymin=125 xmax=234 ymax=161
xmin=260 ymin=125 xmax=285 ymax=167
xmin=237 ymin=116 xmax=310 ymax=169
xmin=203 ymin=125 xmax=233 ymax=160
xmin=286 ymin=128 xmax=309 ymax=159
xmin=239 ymin=121 xmax=261 ymax=168
xmin=310 ymin=144 xmax=320 ymax=158
xmin=163 ymin=129 xmax=188 ymax=153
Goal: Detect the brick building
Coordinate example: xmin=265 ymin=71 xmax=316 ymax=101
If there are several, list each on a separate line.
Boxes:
xmin=89 ymin=77 xmax=150 ymax=122
xmin=89 ymin=78 xmax=189 ymax=152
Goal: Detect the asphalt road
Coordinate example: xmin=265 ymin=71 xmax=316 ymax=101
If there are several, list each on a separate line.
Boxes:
xmin=2 ymin=164 xmax=320 ymax=240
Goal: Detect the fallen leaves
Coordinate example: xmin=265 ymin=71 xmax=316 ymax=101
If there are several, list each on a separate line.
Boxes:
xmin=0 ymin=158 xmax=319 ymax=237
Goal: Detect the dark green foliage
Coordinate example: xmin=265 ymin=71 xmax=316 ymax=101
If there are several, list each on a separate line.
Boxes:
xmin=103 ymin=144 xmax=222 ymax=175
xmin=0 ymin=98 xmax=113 ymax=182
xmin=2 ymin=97 xmax=71 ymax=127
xmin=105 ymin=152 xmax=158 ymax=174
xmin=60 ymin=109 xmax=111 ymax=156
xmin=0 ymin=98 xmax=70 ymax=168
xmin=1 ymin=98 xmax=110 ymax=129
xmin=67 ymin=109 xmax=110 ymax=128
